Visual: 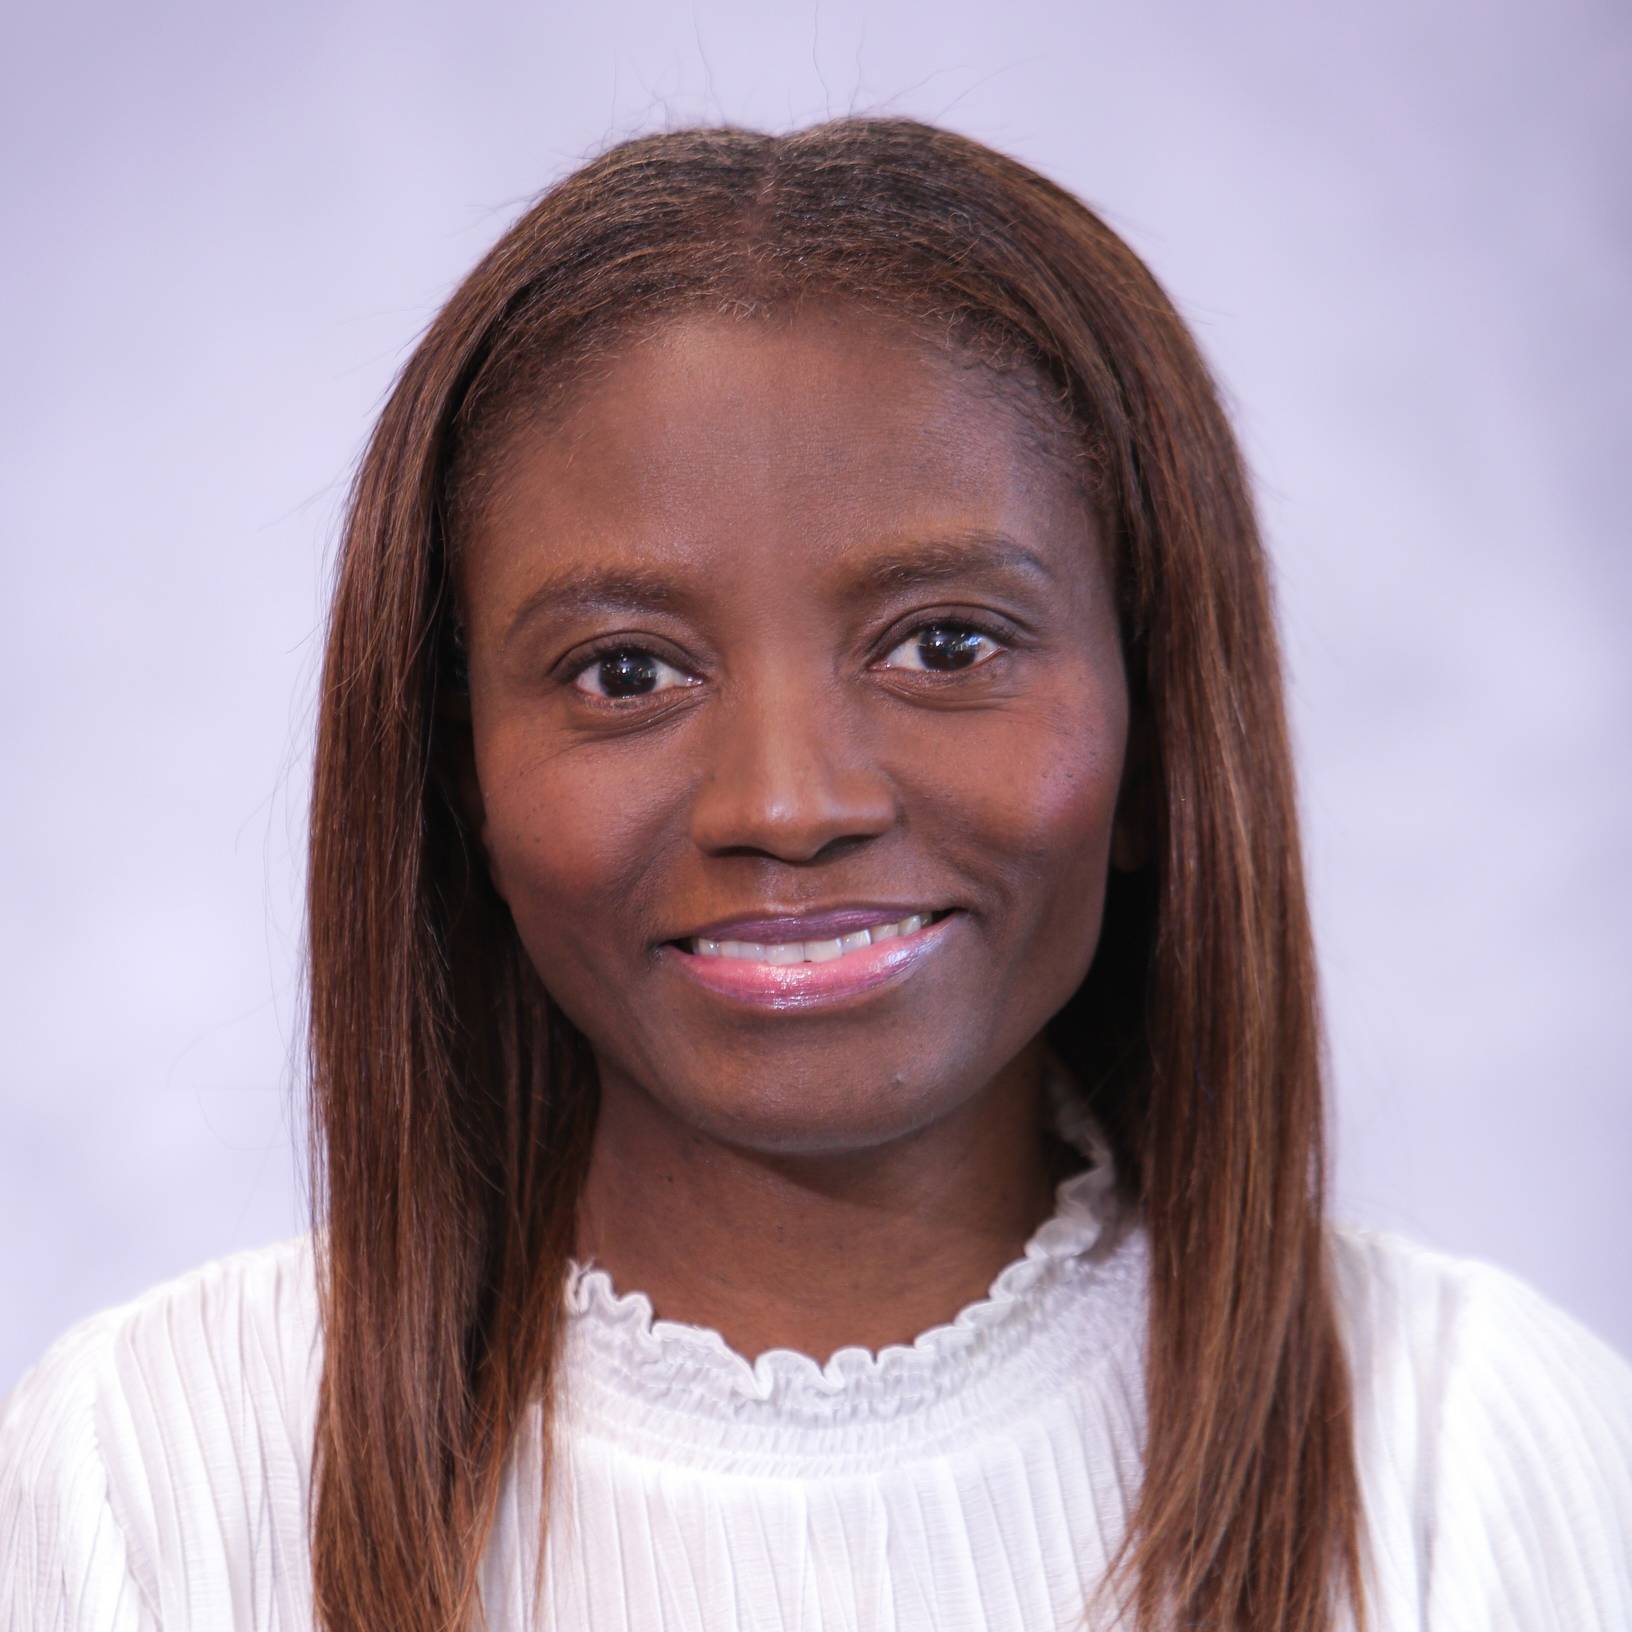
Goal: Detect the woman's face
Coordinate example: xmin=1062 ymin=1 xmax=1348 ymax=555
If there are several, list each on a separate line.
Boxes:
xmin=454 ymin=304 xmax=1134 ymax=1155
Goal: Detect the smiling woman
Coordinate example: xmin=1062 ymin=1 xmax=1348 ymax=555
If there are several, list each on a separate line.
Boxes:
xmin=449 ymin=304 xmax=1131 ymax=1194
xmin=4 ymin=117 xmax=1630 ymax=1632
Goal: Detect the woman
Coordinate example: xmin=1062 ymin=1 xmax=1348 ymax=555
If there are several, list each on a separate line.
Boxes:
xmin=3 ymin=116 xmax=1629 ymax=1632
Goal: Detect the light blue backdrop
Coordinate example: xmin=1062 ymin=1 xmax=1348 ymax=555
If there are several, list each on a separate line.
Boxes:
xmin=5 ymin=0 xmax=1627 ymax=1393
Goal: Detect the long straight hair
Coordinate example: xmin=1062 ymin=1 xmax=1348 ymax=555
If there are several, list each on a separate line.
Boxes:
xmin=305 ymin=116 xmax=1370 ymax=1632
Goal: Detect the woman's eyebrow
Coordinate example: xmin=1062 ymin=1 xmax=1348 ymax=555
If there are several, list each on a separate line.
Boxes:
xmin=502 ymin=565 xmax=691 ymax=652
xmin=500 ymin=530 xmax=1054 ymax=652
xmin=839 ymin=529 xmax=1056 ymax=595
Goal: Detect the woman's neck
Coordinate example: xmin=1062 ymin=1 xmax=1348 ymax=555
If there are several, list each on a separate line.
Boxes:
xmin=572 ymin=1042 xmax=1078 ymax=1364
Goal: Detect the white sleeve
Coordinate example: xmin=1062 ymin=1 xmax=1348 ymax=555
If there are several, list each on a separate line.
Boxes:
xmin=0 ymin=1316 xmax=160 ymax=1632
xmin=1424 ymin=1258 xmax=1632 ymax=1630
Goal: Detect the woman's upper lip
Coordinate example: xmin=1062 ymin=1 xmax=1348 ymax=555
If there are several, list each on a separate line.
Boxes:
xmin=670 ymin=904 xmax=950 ymax=944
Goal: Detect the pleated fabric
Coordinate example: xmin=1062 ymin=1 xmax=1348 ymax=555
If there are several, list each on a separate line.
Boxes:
xmin=5 ymin=1102 xmax=1630 ymax=1631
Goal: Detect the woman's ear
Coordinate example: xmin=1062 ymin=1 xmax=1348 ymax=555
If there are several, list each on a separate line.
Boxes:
xmin=436 ymin=688 xmax=484 ymax=832
xmin=431 ymin=604 xmax=488 ymax=848
xmin=1110 ymin=700 xmax=1153 ymax=873
xmin=432 ymin=679 xmax=499 ymax=898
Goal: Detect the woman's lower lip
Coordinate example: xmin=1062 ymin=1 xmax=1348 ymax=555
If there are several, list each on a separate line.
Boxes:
xmin=658 ymin=911 xmax=961 ymax=1009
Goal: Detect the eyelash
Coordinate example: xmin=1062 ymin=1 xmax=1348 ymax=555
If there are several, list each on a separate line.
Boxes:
xmin=561 ymin=617 xmax=1014 ymax=706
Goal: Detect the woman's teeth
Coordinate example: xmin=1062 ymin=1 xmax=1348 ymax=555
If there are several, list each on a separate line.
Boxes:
xmin=688 ymin=912 xmax=940 ymax=962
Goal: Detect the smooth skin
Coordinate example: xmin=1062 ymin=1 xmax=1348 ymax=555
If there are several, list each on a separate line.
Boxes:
xmin=452 ymin=301 xmax=1139 ymax=1363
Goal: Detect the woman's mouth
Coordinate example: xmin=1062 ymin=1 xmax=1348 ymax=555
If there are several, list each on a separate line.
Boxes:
xmin=659 ymin=908 xmax=961 ymax=1009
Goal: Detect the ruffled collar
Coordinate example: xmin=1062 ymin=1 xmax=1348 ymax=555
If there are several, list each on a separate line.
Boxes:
xmin=556 ymin=1051 xmax=1146 ymax=1464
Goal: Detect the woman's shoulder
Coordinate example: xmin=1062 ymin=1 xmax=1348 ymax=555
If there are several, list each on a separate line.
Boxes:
xmin=1325 ymin=1216 xmax=1632 ymax=1397
xmin=1 ymin=1234 xmax=322 ymax=1629
xmin=1325 ymin=1220 xmax=1632 ymax=1625
xmin=2 ymin=1232 xmax=323 ymax=1437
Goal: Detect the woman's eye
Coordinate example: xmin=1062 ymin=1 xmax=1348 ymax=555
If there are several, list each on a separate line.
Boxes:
xmin=571 ymin=646 xmax=695 ymax=700
xmin=568 ymin=625 xmax=1001 ymax=698
xmin=880 ymin=622 xmax=1004 ymax=674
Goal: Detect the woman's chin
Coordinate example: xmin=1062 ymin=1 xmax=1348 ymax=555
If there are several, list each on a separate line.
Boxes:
xmin=642 ymin=1064 xmax=969 ymax=1160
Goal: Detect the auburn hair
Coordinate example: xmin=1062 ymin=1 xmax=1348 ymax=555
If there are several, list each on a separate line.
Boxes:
xmin=304 ymin=115 xmax=1371 ymax=1632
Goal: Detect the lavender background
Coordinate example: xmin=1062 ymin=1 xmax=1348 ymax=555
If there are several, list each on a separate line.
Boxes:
xmin=5 ymin=1 xmax=1628 ymax=1394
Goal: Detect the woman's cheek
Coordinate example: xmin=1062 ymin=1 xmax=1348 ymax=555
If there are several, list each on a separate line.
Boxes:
xmin=480 ymin=742 xmax=679 ymax=945
xmin=896 ymin=687 xmax=1124 ymax=869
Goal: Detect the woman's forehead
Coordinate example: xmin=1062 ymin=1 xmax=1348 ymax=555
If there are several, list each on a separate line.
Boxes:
xmin=459 ymin=309 xmax=1101 ymax=609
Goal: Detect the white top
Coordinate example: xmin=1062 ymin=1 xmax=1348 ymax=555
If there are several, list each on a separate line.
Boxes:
xmin=4 ymin=1080 xmax=1631 ymax=1631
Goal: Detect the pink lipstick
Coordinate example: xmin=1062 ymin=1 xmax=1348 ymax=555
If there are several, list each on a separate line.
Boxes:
xmin=660 ymin=906 xmax=960 ymax=1009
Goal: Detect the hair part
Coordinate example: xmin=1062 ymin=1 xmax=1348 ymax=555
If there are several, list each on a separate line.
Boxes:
xmin=305 ymin=115 xmax=1370 ymax=1632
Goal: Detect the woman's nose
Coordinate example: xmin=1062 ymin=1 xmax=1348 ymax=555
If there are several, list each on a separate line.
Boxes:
xmin=688 ymin=681 xmax=897 ymax=862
